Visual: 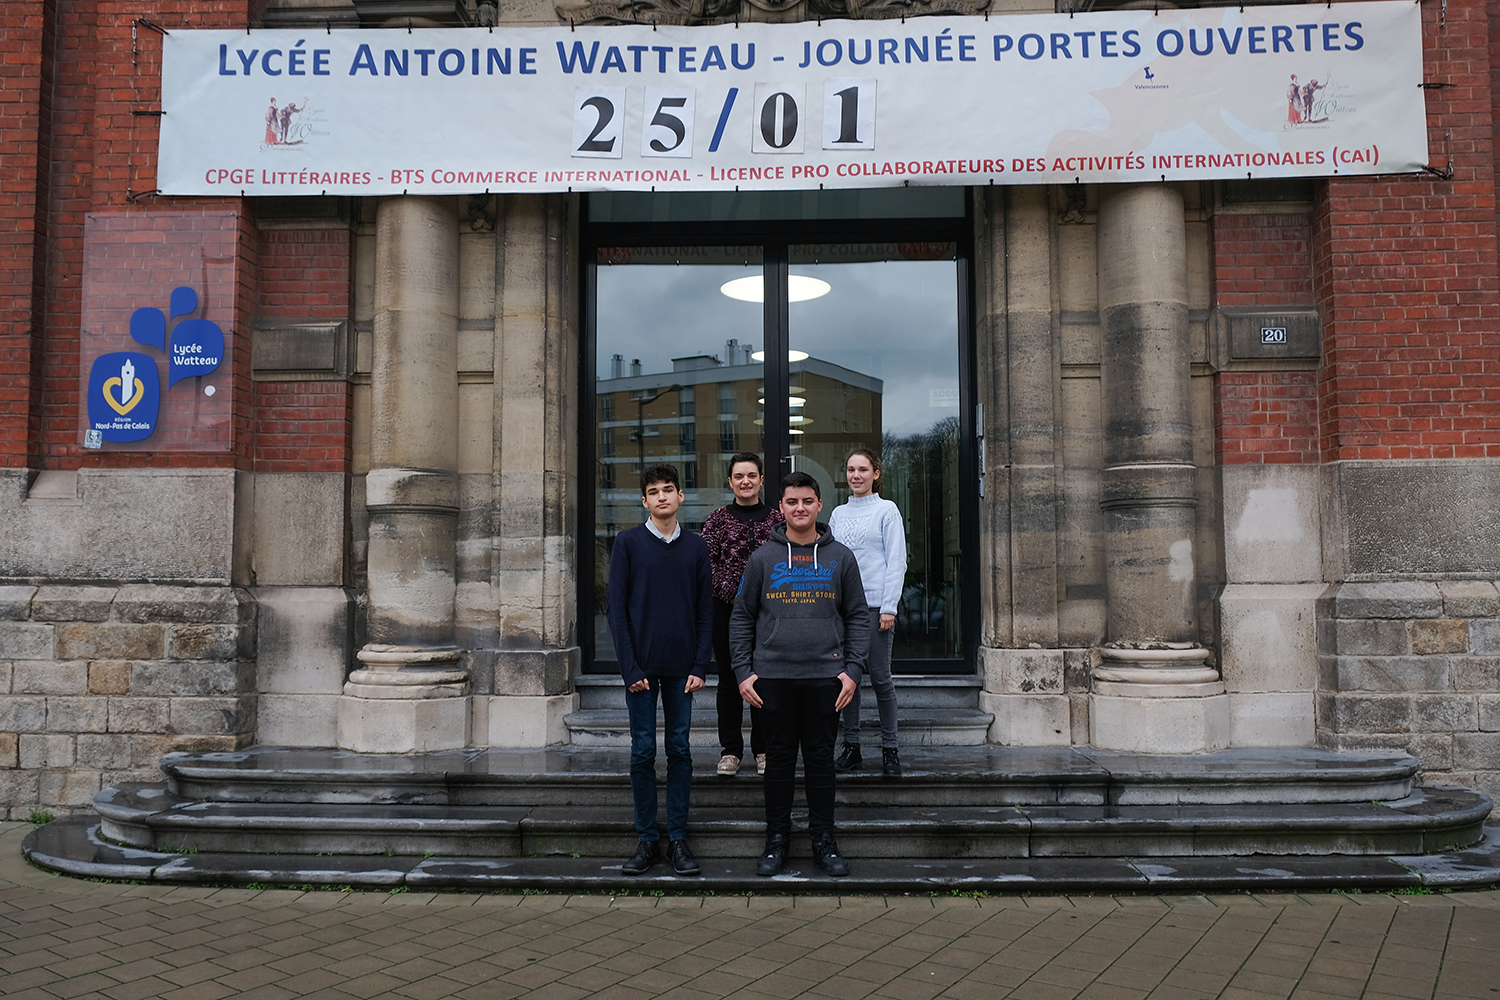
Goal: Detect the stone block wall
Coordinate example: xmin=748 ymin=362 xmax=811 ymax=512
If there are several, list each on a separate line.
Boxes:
xmin=1317 ymin=580 xmax=1500 ymax=800
xmin=0 ymin=584 xmax=256 ymax=818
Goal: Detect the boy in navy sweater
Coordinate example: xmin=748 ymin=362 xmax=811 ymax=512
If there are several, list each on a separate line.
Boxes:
xmin=606 ymin=463 xmax=713 ymax=876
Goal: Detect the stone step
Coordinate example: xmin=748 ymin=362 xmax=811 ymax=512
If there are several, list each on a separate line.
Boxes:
xmin=28 ymin=815 xmax=1500 ymax=893
xmin=94 ymin=783 xmax=1491 ymax=860
xmin=156 ymin=746 xmax=1425 ymax=809
xmin=562 ymin=709 xmax=995 ymax=747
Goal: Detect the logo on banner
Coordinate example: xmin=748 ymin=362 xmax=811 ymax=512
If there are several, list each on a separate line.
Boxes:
xmin=1285 ymin=74 xmax=1348 ymax=128
xmin=262 ymin=96 xmax=313 ymax=147
xmin=83 ymin=285 xmax=225 ymax=446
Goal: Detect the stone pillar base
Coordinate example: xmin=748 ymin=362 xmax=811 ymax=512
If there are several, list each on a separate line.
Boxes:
xmin=1090 ymin=682 xmax=1230 ymax=753
xmin=338 ymin=695 xmax=471 ymax=752
xmin=484 ymin=693 xmax=578 ymax=747
xmin=979 ymin=692 xmax=1071 ymax=746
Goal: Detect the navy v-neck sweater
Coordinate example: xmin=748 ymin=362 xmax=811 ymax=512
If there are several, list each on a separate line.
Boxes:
xmin=605 ymin=524 xmax=714 ymax=688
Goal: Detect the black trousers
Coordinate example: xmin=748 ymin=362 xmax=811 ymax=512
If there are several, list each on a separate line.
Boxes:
xmin=758 ymin=676 xmax=841 ymax=838
xmin=713 ymin=598 xmax=764 ymax=758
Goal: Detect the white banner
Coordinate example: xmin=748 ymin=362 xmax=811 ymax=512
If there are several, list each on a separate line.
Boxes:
xmin=159 ymin=2 xmax=1427 ymax=196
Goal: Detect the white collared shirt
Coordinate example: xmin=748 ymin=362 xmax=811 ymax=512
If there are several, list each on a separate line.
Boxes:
xmin=645 ymin=517 xmax=682 ymax=543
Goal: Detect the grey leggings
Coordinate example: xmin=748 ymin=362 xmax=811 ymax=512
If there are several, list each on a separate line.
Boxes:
xmin=839 ymin=611 xmax=898 ymax=749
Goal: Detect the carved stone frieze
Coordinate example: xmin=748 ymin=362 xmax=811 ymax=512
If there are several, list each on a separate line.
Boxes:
xmin=555 ymin=0 xmax=989 ymax=27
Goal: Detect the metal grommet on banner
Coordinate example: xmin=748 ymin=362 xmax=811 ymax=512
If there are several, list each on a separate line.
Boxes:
xmin=652 ymin=17 xmax=657 ymax=30
xmin=326 ymin=20 xmax=331 ymax=33
xmin=408 ymin=18 xmax=413 ymax=32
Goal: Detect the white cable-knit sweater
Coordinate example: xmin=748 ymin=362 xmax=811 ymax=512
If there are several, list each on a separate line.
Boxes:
xmin=828 ymin=492 xmax=907 ymax=615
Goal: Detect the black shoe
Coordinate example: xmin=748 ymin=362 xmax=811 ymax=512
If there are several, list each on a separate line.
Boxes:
xmin=811 ymin=833 xmax=850 ymax=877
xmin=668 ymin=840 xmax=701 ymax=876
xmin=621 ymin=840 xmax=660 ymax=875
xmin=882 ymin=747 xmax=902 ymax=777
xmin=835 ymin=744 xmax=862 ymax=771
xmin=755 ymin=834 xmax=787 ymax=877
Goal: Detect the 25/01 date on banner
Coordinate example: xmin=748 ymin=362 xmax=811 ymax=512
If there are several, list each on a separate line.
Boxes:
xmin=572 ymin=81 xmax=876 ymax=158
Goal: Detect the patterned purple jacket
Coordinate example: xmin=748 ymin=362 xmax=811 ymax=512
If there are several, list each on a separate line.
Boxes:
xmin=700 ymin=502 xmax=786 ymax=605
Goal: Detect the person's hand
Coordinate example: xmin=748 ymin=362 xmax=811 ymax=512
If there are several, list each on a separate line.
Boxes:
xmin=685 ymin=675 xmax=705 ymax=693
xmin=627 ymin=678 xmax=651 ymax=693
xmin=739 ymin=674 xmax=763 ymax=708
xmin=835 ymin=672 xmax=857 ymax=711
xmin=879 ymin=613 xmax=896 ymax=632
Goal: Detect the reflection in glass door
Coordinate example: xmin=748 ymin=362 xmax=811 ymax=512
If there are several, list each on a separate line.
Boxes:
xmin=591 ymin=247 xmax=764 ymax=670
xmin=787 ymin=243 xmax=964 ymax=665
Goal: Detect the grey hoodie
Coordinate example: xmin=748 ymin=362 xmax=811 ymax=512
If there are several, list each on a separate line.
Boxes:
xmin=728 ymin=522 xmax=871 ymax=686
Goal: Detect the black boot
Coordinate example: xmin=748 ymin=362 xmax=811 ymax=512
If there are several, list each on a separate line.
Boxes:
xmin=621 ymin=840 xmax=660 ymax=875
xmin=834 ymin=744 xmax=862 ymax=771
xmin=668 ymin=840 xmax=701 ymax=876
xmin=756 ymin=833 xmax=787 ymax=877
xmin=882 ymin=747 xmax=902 ymax=777
xmin=811 ymin=832 xmax=850 ymax=877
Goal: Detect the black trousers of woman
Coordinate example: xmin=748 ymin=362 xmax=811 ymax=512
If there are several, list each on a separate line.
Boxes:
xmin=714 ymin=598 xmax=764 ymax=759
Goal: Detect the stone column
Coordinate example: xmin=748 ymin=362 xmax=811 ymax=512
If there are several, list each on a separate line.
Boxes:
xmin=339 ymin=195 xmax=469 ymax=752
xmin=1091 ymin=184 xmax=1228 ymax=753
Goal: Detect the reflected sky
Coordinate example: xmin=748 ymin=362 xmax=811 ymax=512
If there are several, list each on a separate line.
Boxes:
xmin=595 ymin=257 xmax=959 ymax=438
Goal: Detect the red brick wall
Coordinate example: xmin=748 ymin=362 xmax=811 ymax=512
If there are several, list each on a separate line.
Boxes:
xmin=1216 ymin=372 xmax=1320 ymax=466
xmin=1211 ymin=213 xmax=1315 ymax=308
xmin=259 ymin=229 xmax=351 ymax=319
xmin=1313 ymin=0 xmax=1500 ymax=462
xmin=0 ymin=1 xmax=53 ymax=468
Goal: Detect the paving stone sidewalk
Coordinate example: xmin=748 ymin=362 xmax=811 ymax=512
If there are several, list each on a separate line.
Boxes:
xmin=3 ymin=823 xmax=1499 ymax=1000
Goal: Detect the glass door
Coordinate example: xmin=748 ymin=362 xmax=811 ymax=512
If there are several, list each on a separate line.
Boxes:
xmin=786 ymin=242 xmax=964 ymax=666
xmin=591 ymin=246 xmax=764 ymax=669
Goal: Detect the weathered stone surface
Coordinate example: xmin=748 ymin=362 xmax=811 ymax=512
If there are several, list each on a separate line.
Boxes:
xmin=1453 ymin=733 xmax=1500 ymax=770
xmin=980 ymin=647 xmax=1064 ymax=695
xmin=251 ymin=473 xmax=349 ymax=587
xmin=1413 ymin=695 xmax=1477 ymax=734
xmin=1481 ymin=695 xmax=1500 ymax=732
xmin=10 ymin=660 xmax=87 ymax=696
xmin=1317 ymin=729 xmax=1455 ymax=770
xmin=1328 ymin=582 xmax=1443 ymax=620
xmin=55 ymin=624 xmax=163 ymax=661
xmin=1472 ymin=619 xmax=1500 ymax=655
xmin=0 ymin=771 xmax=39 ymax=817
xmin=0 ymin=697 xmax=46 ymax=731
xmin=0 ymin=731 xmax=16 ymax=768
xmin=45 ymin=696 xmax=108 ymax=733
xmin=39 ymin=769 xmax=100 ymax=807
xmin=258 ymin=694 xmax=339 ymax=746
xmin=112 ymin=585 xmax=250 ymax=625
xmin=88 ymin=661 xmax=131 ymax=696
xmin=19 ymin=733 xmax=74 ymax=768
xmin=170 ymin=696 xmax=256 ymax=736
xmin=29 ymin=586 xmax=116 ymax=622
xmin=1227 ymin=692 xmax=1315 ymax=747
xmin=1410 ymin=619 xmax=1469 ymax=655
xmin=107 ymin=698 xmax=170 ymax=734
xmin=1221 ymin=465 xmax=1322 ymax=585
xmin=0 ymin=623 xmax=54 ymax=659
xmin=1439 ymin=581 xmax=1500 ymax=618
xmin=1454 ymin=657 xmax=1500 ymax=692
xmin=75 ymin=733 xmax=134 ymax=770
xmin=1318 ymin=655 xmax=1452 ymax=693
xmin=0 ymin=586 xmax=37 ymax=621
xmin=1324 ymin=619 xmax=1410 ymax=657
xmin=1219 ymin=584 xmax=1321 ymax=693
xmin=130 ymin=660 xmax=253 ymax=697
xmin=167 ymin=625 xmax=244 ymax=661
xmin=255 ymin=587 xmax=353 ymax=695
xmin=487 ymin=646 xmax=577 ymax=698
xmin=1323 ymin=693 xmax=1413 ymax=733
xmin=981 ymin=692 xmax=1070 ymax=745
xmin=1324 ymin=461 xmax=1500 ymax=578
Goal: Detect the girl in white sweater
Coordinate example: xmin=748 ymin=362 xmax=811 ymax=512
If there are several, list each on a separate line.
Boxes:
xmin=828 ymin=448 xmax=908 ymax=776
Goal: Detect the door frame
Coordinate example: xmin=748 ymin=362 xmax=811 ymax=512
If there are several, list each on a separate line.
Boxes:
xmin=578 ymin=194 xmax=980 ymax=674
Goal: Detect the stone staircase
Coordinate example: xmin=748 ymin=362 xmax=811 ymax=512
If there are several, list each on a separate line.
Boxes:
xmin=21 ymin=744 xmax=1499 ymax=893
xmin=566 ymin=674 xmax=994 ymax=746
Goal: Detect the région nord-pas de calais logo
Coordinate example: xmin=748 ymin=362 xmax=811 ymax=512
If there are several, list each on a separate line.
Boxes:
xmin=84 ymin=286 xmax=225 ymax=446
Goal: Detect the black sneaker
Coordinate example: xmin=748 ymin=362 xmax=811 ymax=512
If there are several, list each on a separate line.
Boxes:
xmin=755 ymin=833 xmax=787 ymax=877
xmin=882 ymin=747 xmax=902 ymax=777
xmin=811 ymin=832 xmax=850 ymax=877
xmin=835 ymin=745 xmax=862 ymax=771
xmin=621 ymin=840 xmax=660 ymax=875
xmin=668 ymin=840 xmax=700 ymax=876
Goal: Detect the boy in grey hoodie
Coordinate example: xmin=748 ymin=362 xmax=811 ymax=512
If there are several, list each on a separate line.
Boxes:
xmin=730 ymin=471 xmax=871 ymax=877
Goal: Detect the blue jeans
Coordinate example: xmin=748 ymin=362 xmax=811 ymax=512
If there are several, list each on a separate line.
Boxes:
xmin=626 ymin=677 xmax=694 ymax=842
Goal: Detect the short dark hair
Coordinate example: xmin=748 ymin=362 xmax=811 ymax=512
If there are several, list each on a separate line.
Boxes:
xmin=779 ymin=471 xmax=820 ymax=500
xmin=727 ymin=452 xmax=764 ymax=476
xmin=640 ymin=463 xmax=681 ymax=495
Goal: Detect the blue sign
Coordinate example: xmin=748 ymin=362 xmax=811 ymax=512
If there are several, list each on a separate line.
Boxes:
xmin=86 ymin=351 xmax=161 ymax=442
xmin=168 ymin=317 xmax=225 ymax=386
